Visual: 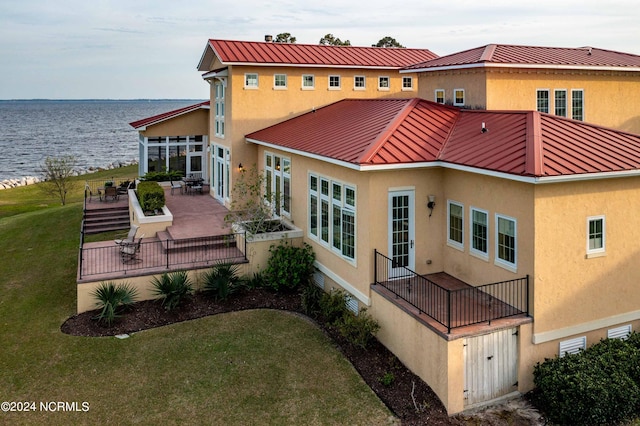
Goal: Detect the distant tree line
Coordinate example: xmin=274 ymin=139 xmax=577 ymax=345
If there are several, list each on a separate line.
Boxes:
xmin=272 ymin=33 xmax=405 ymax=48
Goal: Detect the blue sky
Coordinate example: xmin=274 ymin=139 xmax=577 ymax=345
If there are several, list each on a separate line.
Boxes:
xmin=2 ymin=0 xmax=639 ymax=99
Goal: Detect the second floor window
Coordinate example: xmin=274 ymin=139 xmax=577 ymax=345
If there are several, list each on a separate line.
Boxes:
xmin=496 ymin=215 xmax=517 ymax=269
xmin=329 ymin=75 xmax=341 ymax=89
xmin=435 ymin=89 xmax=445 ymax=104
xmin=555 ymin=90 xmax=567 ymax=117
xmin=572 ymin=89 xmax=584 ymax=121
xmin=274 ymin=74 xmax=287 ymax=89
xmin=454 ymin=89 xmax=465 ymax=106
xmin=537 ymin=89 xmax=549 ymax=113
xmin=587 ymin=216 xmax=605 ymax=255
xmin=471 ymin=208 xmax=488 ymax=257
xmin=244 ymin=73 xmax=258 ymax=88
xmin=214 ymin=81 xmax=225 ymax=138
xmin=402 ymin=77 xmax=413 ymax=90
xmin=302 ymin=74 xmax=315 ymax=89
xmin=448 ymin=201 xmax=464 ymax=249
xmin=378 ymin=76 xmax=390 ymax=90
xmin=354 ymin=76 xmax=365 ymax=89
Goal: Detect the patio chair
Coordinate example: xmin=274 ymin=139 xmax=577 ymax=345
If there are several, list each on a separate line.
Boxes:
xmin=170 ymin=178 xmax=183 ymax=195
xmin=84 ymin=183 xmax=96 ymax=202
xmin=104 ymin=186 xmax=119 ymax=201
xmin=120 ymin=234 xmax=144 ymax=263
xmin=114 ymin=224 xmax=139 ymax=246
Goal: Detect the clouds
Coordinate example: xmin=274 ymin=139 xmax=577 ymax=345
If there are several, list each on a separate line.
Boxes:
xmin=1 ymin=0 xmax=639 ymax=99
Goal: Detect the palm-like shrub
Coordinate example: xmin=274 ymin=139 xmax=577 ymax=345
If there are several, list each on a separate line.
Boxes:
xmin=92 ymin=281 xmax=138 ymax=326
xmin=202 ymin=262 xmax=244 ymax=301
xmin=151 ymin=271 xmax=193 ymax=311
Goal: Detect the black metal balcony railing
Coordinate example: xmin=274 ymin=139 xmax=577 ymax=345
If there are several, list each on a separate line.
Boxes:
xmin=374 ymin=250 xmax=529 ymax=333
xmin=78 ymin=233 xmax=247 ymax=280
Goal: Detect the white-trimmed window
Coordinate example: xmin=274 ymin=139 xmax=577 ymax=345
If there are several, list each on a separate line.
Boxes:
xmin=454 ymin=89 xmax=465 ymax=106
xmin=447 ymin=201 xmax=464 ymax=249
xmin=559 ymin=336 xmax=586 ymax=357
xmin=402 ymin=77 xmax=413 ymax=90
xmin=587 ymin=216 xmax=605 ymax=256
xmin=329 ymin=75 xmax=341 ymax=90
xmin=244 ymin=73 xmax=258 ymax=89
xmin=536 ymin=89 xmax=549 ymax=113
xmin=265 ymin=153 xmax=291 ymax=217
xmin=470 ymin=208 xmax=488 ymax=258
xmin=274 ymin=74 xmax=287 ymax=89
xmin=496 ymin=214 xmax=517 ymax=270
xmin=378 ymin=76 xmax=390 ymax=90
xmin=214 ymin=81 xmax=225 ymax=138
xmin=554 ymin=89 xmax=567 ymax=117
xmin=354 ymin=75 xmax=365 ymax=90
xmin=572 ymin=89 xmax=584 ymax=121
xmin=435 ymin=89 xmax=445 ymax=104
xmin=302 ymin=74 xmax=315 ymax=89
xmin=309 ymin=173 xmax=356 ymax=261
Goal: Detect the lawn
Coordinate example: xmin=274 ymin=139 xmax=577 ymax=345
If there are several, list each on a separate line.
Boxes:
xmin=0 ymin=169 xmax=395 ymax=425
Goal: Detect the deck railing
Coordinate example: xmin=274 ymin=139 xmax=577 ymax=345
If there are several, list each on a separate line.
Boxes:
xmin=78 ymin=233 xmax=247 ymax=280
xmin=374 ymin=250 xmax=529 ymax=333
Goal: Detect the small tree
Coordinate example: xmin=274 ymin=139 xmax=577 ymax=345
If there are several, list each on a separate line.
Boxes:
xmin=274 ymin=32 xmax=296 ymax=43
xmin=319 ymin=33 xmax=351 ymax=46
xmin=38 ymin=155 xmax=79 ymax=205
xmin=224 ymin=165 xmax=279 ymax=235
xmin=375 ymin=36 xmax=405 ymax=48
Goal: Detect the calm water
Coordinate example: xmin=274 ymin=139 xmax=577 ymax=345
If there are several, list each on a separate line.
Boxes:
xmin=0 ymin=100 xmax=205 ymax=182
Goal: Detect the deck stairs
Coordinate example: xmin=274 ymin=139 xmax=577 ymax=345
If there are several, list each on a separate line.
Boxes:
xmin=83 ymin=206 xmax=130 ymax=234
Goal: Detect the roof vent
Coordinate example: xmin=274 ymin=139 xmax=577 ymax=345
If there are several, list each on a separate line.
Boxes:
xmin=481 ymin=122 xmax=488 ymax=133
xmin=265 ymin=35 xmax=273 ymax=42
xmin=588 ymin=47 xmax=592 ymax=55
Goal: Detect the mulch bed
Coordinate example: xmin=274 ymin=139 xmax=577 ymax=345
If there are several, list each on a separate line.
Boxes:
xmin=60 ymin=289 xmax=472 ymax=425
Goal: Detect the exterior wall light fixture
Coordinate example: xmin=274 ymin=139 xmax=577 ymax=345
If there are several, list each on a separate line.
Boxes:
xmin=427 ymin=195 xmax=436 ymax=217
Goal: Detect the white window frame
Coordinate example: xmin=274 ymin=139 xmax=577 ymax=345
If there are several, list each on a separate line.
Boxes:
xmin=328 ymin=75 xmax=341 ymax=90
xmin=214 ymin=81 xmax=225 ymax=138
xmin=495 ymin=214 xmax=517 ymax=271
xmin=264 ymin=152 xmax=291 ymax=218
xmin=453 ymin=88 xmax=465 ymax=106
xmin=244 ymin=73 xmax=258 ymax=89
xmin=378 ymin=76 xmax=390 ymax=91
xmin=536 ymin=89 xmax=550 ymax=113
xmin=554 ymin=89 xmax=567 ymax=117
xmin=571 ymin=89 xmax=584 ymax=121
xmin=435 ymin=89 xmax=445 ymax=104
xmin=447 ymin=200 xmax=464 ymax=250
xmin=308 ymin=172 xmax=356 ymax=262
xmin=470 ymin=207 xmax=489 ymax=259
xmin=302 ymin=74 xmax=315 ymax=90
xmin=587 ymin=215 xmax=605 ymax=257
xmin=274 ymin=74 xmax=287 ymax=90
xmin=354 ymin=75 xmax=366 ymax=90
xmin=402 ymin=76 xmax=413 ymax=91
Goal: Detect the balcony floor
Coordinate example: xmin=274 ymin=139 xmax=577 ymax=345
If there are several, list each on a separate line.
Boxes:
xmin=372 ymin=272 xmax=531 ymax=340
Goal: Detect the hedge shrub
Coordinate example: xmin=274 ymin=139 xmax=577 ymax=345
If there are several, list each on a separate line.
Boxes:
xmin=264 ymin=240 xmax=315 ymax=292
xmin=136 ymin=181 xmax=165 ymax=212
xmin=533 ymin=334 xmax=640 ymax=425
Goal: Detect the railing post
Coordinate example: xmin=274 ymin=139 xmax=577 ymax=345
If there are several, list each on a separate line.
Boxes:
xmin=447 ymin=289 xmax=452 ymax=334
xmin=166 ymin=238 xmax=170 ymax=268
xmin=374 ymin=249 xmax=378 ymax=284
xmin=526 ymin=274 xmax=530 ymax=317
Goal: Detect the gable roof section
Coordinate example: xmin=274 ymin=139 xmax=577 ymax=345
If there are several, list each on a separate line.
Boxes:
xmin=198 ymin=39 xmax=438 ymax=71
xmin=129 ymin=101 xmax=210 ymax=130
xmin=247 ymin=98 xmax=640 ymax=180
xmin=403 ymin=44 xmax=640 ymax=73
xmin=246 ymin=99 xmax=460 ymax=166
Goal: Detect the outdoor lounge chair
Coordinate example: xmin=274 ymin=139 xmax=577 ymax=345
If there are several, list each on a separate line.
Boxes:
xmin=104 ymin=185 xmax=119 ymax=201
xmin=170 ymin=179 xmax=183 ymax=195
xmin=114 ymin=224 xmax=139 ymax=246
xmin=120 ymin=234 xmax=143 ymax=263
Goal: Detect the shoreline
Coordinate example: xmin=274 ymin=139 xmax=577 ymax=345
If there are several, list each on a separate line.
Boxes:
xmin=0 ymin=159 xmax=138 ymax=190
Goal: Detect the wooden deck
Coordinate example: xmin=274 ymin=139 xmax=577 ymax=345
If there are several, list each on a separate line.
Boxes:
xmin=372 ymin=272 xmax=531 ymax=340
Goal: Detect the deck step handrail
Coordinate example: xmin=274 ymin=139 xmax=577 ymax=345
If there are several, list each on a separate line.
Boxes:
xmin=374 ymin=249 xmax=529 ymax=333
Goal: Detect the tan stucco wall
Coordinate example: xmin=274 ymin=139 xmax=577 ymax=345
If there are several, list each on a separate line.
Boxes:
xmin=533 ymin=177 xmax=640 ymax=335
xmin=370 ymin=291 xmax=465 ymax=414
xmin=418 ymin=67 xmax=640 ymax=133
xmin=140 ymin=109 xmax=209 ymax=138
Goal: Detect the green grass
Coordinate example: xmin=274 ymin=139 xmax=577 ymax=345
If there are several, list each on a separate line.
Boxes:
xmin=0 ymin=173 xmax=395 ymax=425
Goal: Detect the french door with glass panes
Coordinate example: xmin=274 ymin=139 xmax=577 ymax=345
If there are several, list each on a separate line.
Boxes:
xmin=388 ymin=190 xmax=415 ymax=277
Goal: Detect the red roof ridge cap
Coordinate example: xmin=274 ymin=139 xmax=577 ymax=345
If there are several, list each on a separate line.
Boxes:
xmin=359 ymin=99 xmax=420 ymax=163
xmin=525 ymin=111 xmax=544 ymax=176
xmin=480 ymin=44 xmax=497 ymax=62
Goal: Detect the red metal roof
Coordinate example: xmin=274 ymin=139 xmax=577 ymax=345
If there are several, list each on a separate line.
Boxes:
xmin=247 ymin=99 xmax=640 ymax=178
xmin=198 ymin=39 xmax=438 ymax=71
xmin=404 ymin=44 xmax=640 ymax=71
xmin=129 ymin=101 xmax=210 ymax=129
